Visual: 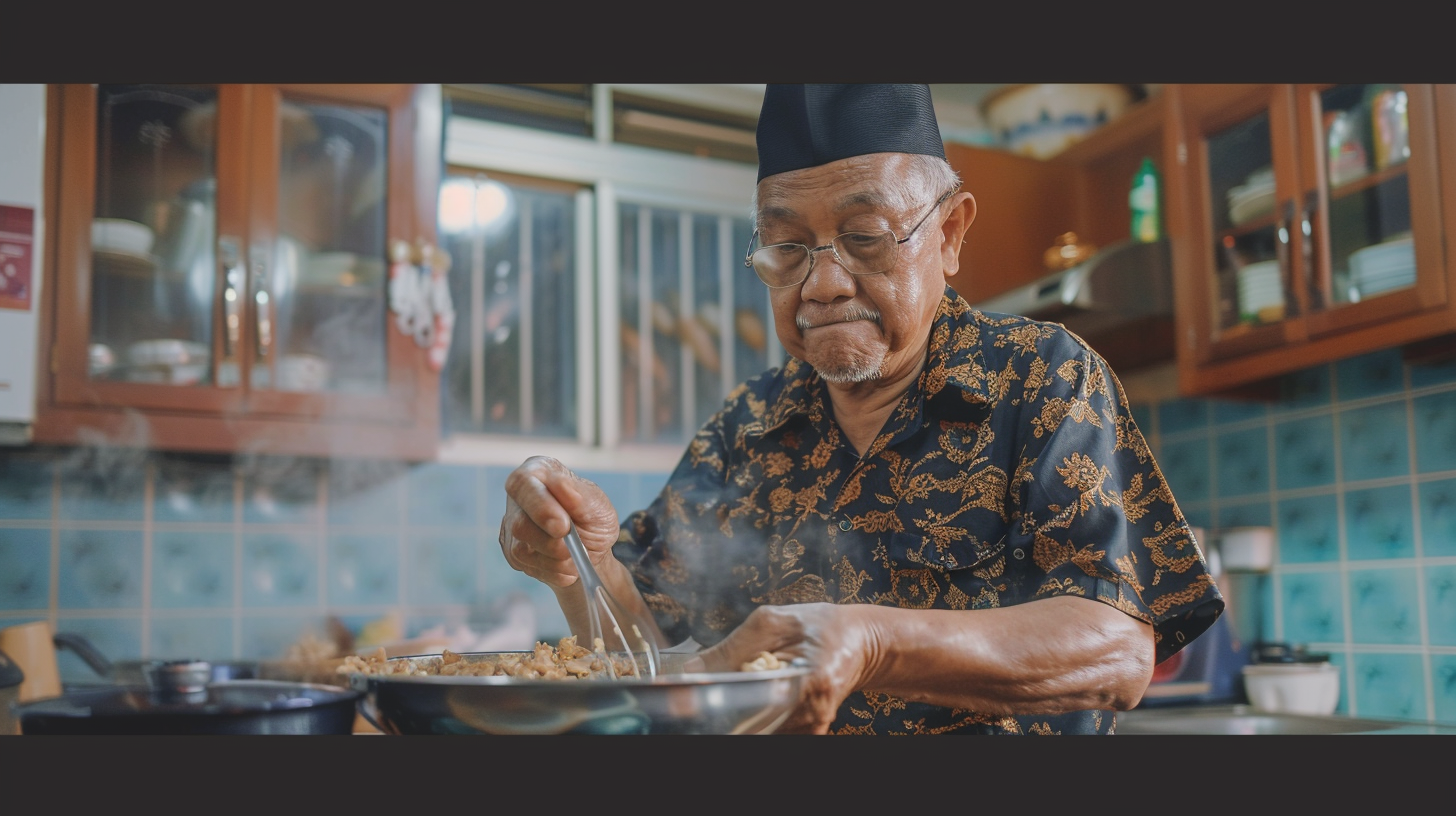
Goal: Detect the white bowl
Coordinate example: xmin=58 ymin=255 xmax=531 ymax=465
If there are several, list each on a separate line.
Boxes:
xmin=981 ymin=84 xmax=1136 ymax=160
xmin=92 ymin=218 xmax=154 ymax=255
xmin=1242 ymin=663 xmax=1340 ymax=715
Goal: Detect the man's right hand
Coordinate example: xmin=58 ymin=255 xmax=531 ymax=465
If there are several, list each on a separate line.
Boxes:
xmin=498 ymin=455 xmax=621 ymax=588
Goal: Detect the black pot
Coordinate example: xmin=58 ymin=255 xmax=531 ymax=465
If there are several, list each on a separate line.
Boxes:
xmin=1 ymin=647 xmax=23 ymax=735
xmin=16 ymin=660 xmax=362 ymax=735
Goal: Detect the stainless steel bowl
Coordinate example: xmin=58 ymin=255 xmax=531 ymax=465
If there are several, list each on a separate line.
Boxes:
xmin=348 ymin=651 xmax=810 ymax=735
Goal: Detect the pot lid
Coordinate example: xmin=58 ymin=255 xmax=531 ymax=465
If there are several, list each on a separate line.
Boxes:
xmin=15 ymin=676 xmax=361 ymax=722
xmin=0 ymin=647 xmax=23 ymax=689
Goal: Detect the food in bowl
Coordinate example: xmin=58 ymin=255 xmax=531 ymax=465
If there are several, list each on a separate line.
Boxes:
xmin=346 ymin=647 xmax=812 ymax=734
xmin=344 ymin=634 xmax=794 ymax=683
xmin=342 ymin=636 xmax=643 ymax=680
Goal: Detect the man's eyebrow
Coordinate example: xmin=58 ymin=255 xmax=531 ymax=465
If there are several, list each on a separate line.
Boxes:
xmin=758 ymin=190 xmax=895 ymax=226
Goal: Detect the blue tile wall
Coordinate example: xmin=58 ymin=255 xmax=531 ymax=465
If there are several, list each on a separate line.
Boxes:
xmin=0 ymin=528 xmax=49 ymax=609
xmin=1344 ymin=485 xmax=1416 ymax=561
xmin=3 ymin=348 xmax=1455 ymax=722
xmin=1135 ymin=349 xmax=1456 ymax=724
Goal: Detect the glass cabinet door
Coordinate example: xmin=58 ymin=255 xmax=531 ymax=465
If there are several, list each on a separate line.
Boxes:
xmin=89 ymin=84 xmax=220 ymax=389
xmin=52 ymin=83 xmax=246 ymax=414
xmin=1182 ymin=84 xmax=1304 ymax=364
xmin=259 ymin=94 xmax=390 ymax=396
xmin=243 ymin=84 xmax=434 ymax=426
xmin=1297 ymin=83 xmax=1447 ymax=338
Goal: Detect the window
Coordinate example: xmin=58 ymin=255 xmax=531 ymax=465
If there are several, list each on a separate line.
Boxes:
xmin=438 ymin=171 xmax=584 ymax=438
xmin=438 ymin=85 xmax=781 ymax=467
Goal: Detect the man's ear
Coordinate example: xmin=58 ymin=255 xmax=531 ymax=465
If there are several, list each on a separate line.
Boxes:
xmin=939 ymin=191 xmax=977 ymax=278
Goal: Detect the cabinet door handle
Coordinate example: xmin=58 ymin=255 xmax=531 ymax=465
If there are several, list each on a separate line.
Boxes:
xmin=250 ymin=242 xmax=272 ymax=362
xmin=1275 ymin=199 xmax=1299 ymax=318
xmin=1300 ymin=189 xmax=1320 ymax=311
xmin=219 ymin=236 xmax=244 ymax=359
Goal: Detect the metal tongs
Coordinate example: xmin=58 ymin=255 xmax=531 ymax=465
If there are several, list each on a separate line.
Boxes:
xmin=563 ymin=526 xmax=661 ymax=680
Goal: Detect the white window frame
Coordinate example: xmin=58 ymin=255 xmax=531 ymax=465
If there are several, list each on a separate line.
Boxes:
xmin=436 ymin=85 xmax=770 ymax=472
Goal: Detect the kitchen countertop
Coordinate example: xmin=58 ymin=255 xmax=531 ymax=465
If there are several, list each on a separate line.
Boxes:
xmin=1116 ymin=703 xmax=1456 ymax=735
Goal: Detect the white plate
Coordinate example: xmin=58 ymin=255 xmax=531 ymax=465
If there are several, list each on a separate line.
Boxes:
xmin=1349 ymin=237 xmax=1414 ymax=277
xmin=1237 ymin=260 xmax=1280 ymax=284
xmin=1229 ymin=187 xmax=1276 ymax=224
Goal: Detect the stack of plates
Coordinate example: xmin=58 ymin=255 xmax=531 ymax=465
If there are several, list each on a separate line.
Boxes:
xmin=1227 ymin=167 xmax=1275 ymax=225
xmin=1349 ymin=236 xmax=1415 ymax=297
xmin=1237 ymin=260 xmax=1283 ymax=322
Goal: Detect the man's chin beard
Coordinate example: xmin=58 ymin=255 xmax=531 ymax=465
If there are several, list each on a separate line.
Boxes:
xmin=813 ymin=353 xmax=885 ymax=384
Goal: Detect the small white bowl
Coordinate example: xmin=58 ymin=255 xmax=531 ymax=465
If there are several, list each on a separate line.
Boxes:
xmin=1242 ymin=663 xmax=1340 ymax=715
xmin=92 ymin=218 xmax=154 ymax=256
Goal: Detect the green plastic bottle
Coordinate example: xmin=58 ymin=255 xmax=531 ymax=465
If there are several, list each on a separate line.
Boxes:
xmin=1130 ymin=156 xmax=1162 ymax=242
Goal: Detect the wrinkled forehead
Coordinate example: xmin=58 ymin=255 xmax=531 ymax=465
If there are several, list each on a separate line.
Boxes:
xmin=754 ymin=153 xmax=917 ymax=228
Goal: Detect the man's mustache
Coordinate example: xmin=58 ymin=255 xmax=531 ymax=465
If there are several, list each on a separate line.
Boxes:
xmin=796 ymin=305 xmax=882 ymax=330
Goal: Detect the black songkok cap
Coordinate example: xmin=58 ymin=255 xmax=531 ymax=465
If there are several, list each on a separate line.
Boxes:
xmin=755 ymin=84 xmax=946 ymax=182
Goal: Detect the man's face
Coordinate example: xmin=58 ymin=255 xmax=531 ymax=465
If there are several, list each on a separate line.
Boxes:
xmin=753 ymin=153 xmax=954 ymax=385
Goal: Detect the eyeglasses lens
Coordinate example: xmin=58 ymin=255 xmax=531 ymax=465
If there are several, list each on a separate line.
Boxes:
xmin=750 ymin=231 xmax=896 ymax=287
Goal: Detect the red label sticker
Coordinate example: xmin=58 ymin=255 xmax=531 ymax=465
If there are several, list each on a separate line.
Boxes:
xmin=0 ymin=204 xmax=35 ymax=311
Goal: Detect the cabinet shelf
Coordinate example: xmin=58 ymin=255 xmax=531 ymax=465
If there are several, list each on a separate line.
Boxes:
xmin=92 ymin=248 xmax=164 ymax=276
xmin=1328 ymin=162 xmax=1407 ymax=201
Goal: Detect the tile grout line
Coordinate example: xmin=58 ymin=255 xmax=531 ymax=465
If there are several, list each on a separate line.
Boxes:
xmin=232 ymin=463 xmax=243 ymax=661
xmin=48 ymin=455 xmax=59 ymax=632
xmin=1406 ymin=361 xmax=1437 ymax=722
xmin=1331 ymin=365 xmax=1357 ymax=716
xmin=141 ymin=458 xmax=154 ymax=657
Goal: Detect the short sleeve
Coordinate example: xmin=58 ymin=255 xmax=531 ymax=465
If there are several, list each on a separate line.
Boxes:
xmin=1004 ymin=332 xmax=1223 ymax=663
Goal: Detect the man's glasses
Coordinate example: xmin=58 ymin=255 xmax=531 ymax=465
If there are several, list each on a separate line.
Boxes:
xmin=744 ymin=186 xmax=958 ymax=288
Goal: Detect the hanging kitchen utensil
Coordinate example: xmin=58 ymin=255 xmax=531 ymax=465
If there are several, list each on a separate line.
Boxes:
xmin=388 ymin=238 xmax=454 ymax=361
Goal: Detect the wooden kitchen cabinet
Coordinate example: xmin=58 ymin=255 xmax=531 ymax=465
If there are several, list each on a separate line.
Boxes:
xmin=1165 ymin=83 xmax=1456 ymax=396
xmin=945 ymin=90 xmax=1176 ymax=372
xmin=34 ymin=84 xmax=444 ymax=460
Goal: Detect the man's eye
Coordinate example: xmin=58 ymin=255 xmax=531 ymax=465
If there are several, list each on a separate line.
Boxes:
xmin=839 ymin=232 xmax=885 ymax=248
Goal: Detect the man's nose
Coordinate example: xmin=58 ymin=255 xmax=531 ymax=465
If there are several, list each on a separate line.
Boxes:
xmin=801 ymin=243 xmax=856 ymax=298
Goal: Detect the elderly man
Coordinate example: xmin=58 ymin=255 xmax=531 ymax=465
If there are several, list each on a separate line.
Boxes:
xmin=499 ymin=84 xmax=1223 ymax=734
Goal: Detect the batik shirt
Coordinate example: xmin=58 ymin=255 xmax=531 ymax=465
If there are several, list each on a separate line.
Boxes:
xmin=614 ymin=285 xmax=1224 ymax=735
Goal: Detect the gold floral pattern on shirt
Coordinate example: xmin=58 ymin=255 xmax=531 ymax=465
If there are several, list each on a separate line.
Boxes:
xmin=616 ymin=286 xmax=1223 ymax=735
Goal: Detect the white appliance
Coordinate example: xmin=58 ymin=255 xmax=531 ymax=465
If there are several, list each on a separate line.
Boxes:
xmin=0 ymin=84 xmax=46 ymax=445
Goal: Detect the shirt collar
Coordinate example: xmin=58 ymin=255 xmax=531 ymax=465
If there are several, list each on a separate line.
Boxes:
xmin=755 ymin=285 xmax=991 ymax=436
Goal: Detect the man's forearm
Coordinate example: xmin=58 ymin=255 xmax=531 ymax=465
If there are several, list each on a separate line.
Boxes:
xmin=857 ymin=595 xmax=1156 ymax=714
